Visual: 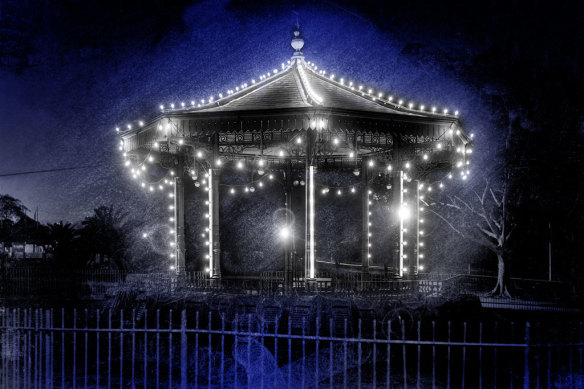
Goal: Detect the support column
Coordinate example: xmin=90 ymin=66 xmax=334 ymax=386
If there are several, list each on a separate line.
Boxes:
xmin=304 ymin=128 xmax=316 ymax=281
xmin=414 ymin=180 xmax=420 ymax=275
xmin=208 ymin=167 xmax=221 ymax=279
xmin=305 ymin=165 xmax=316 ymax=279
xmin=361 ymin=158 xmax=370 ymax=280
xmin=284 ymin=164 xmax=293 ymax=289
xmin=392 ymin=170 xmax=404 ymax=277
xmin=173 ymin=174 xmax=186 ymax=274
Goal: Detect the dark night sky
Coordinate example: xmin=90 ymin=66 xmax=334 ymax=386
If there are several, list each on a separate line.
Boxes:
xmin=1 ymin=0 xmax=583 ymax=276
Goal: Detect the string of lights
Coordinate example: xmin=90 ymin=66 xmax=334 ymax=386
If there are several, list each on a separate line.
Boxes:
xmin=116 ymin=56 xmax=461 ymax=134
xmin=117 ymin=50 xmax=473 ymax=274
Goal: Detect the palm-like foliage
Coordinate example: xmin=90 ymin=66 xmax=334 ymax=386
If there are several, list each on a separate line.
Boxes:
xmin=47 ymin=221 xmax=78 ymax=268
xmin=79 ymin=206 xmax=131 ymax=271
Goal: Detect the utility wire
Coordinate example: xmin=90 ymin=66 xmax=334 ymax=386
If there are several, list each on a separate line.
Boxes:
xmin=0 ymin=163 xmax=103 ymax=178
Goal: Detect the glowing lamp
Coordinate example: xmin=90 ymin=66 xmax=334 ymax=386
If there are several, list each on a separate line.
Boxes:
xmin=280 ymin=226 xmax=291 ymax=239
xmin=398 ymin=204 xmax=411 ymax=220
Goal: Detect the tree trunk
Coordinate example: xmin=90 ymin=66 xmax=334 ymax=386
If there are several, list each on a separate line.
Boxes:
xmin=489 ymin=254 xmax=511 ymax=297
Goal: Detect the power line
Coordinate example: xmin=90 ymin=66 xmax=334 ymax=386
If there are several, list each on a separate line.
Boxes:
xmin=0 ymin=163 xmax=103 ymax=178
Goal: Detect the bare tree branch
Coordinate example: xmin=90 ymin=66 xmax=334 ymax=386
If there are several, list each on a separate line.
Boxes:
xmin=477 ymin=225 xmax=499 ymax=241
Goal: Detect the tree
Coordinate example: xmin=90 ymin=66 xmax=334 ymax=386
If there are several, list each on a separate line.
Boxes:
xmin=0 ymin=194 xmax=30 ymax=244
xmin=47 ymin=221 xmax=79 ymax=268
xmin=426 ymin=172 xmax=516 ymax=297
xmin=0 ymin=194 xmax=28 ymax=222
xmin=79 ymin=206 xmax=132 ymax=271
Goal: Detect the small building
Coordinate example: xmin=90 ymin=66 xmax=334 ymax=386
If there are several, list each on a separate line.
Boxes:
xmin=1 ymin=242 xmax=46 ymax=259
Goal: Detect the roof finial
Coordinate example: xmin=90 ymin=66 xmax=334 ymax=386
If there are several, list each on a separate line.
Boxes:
xmin=291 ymin=26 xmax=304 ymax=59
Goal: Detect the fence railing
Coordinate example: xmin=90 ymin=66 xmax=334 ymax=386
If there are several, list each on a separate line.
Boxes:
xmin=1 ymin=269 xmax=456 ymax=298
xmin=1 ymin=308 xmax=583 ymax=388
xmin=2 ymin=268 xmax=580 ymax=307
xmin=0 ymin=268 xmax=124 ymax=297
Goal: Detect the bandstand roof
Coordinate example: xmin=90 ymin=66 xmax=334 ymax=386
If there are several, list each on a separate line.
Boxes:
xmin=118 ymin=29 xmax=471 ymax=172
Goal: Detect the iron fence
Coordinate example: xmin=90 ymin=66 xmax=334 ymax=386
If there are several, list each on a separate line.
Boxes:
xmin=1 ymin=269 xmax=456 ymax=298
xmin=1 ymin=308 xmax=583 ymax=388
xmin=1 ymin=268 xmax=124 ymax=297
xmin=2 ymin=268 xmax=581 ymax=313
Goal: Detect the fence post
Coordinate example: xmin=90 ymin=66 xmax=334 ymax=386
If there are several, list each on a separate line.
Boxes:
xmin=417 ymin=321 xmax=421 ymax=389
xmin=131 ymin=310 xmax=136 ymax=389
xmin=27 ymin=308 xmax=32 ymax=389
xmin=343 ymin=318 xmax=347 ymax=389
xmin=16 ymin=308 xmax=21 ymax=389
xmin=232 ymin=313 xmax=236 ymax=389
xmin=143 ymin=309 xmax=148 ymax=389
xmin=96 ymin=310 xmax=100 ymax=389
xmin=221 ymin=316 xmax=226 ymax=389
xmin=447 ymin=321 xmax=451 ymax=389
xmin=45 ymin=309 xmax=51 ymax=389
xmin=402 ymin=319 xmax=407 ymax=389
xmin=373 ymin=319 xmax=377 ymax=388
xmin=207 ymin=311 xmax=212 ymax=389
xmin=387 ymin=320 xmax=391 ymax=389
xmin=108 ymin=310 xmax=112 ymax=389
xmin=2 ymin=307 xmax=6 ymax=389
xmin=169 ymin=310 xmax=173 ymax=389
xmin=479 ymin=322 xmax=483 ymax=389
xmin=180 ymin=310 xmax=187 ymax=389
xmin=120 ymin=309 xmax=124 ymax=389
xmin=73 ymin=309 xmax=77 ymax=389
xmin=462 ymin=322 xmax=466 ymax=388
xmin=357 ymin=318 xmax=362 ymax=389
xmin=432 ymin=321 xmax=436 ymax=389
xmin=156 ymin=310 xmax=160 ymax=389
xmin=12 ymin=309 xmax=16 ymax=389
xmin=578 ymin=322 xmax=584 ymax=385
xmin=524 ymin=322 xmax=530 ymax=389
xmin=329 ymin=317 xmax=333 ymax=389
xmin=316 ymin=315 xmax=320 ymax=388
xmin=85 ymin=309 xmax=88 ymax=389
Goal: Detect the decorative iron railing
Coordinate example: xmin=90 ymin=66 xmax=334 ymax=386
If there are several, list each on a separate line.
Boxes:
xmin=1 ymin=308 xmax=582 ymax=388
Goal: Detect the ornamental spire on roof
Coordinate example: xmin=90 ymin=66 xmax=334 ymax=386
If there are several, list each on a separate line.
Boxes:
xmin=291 ymin=27 xmax=304 ymax=60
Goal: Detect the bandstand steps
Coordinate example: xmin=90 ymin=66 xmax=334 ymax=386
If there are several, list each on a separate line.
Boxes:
xmin=332 ymin=305 xmax=351 ymax=335
xmin=262 ymin=305 xmax=281 ymax=328
xmin=290 ymin=305 xmax=311 ymax=333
